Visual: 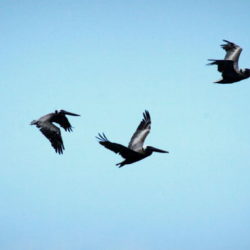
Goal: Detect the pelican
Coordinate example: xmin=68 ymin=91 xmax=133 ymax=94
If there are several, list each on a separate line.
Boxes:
xmin=31 ymin=110 xmax=80 ymax=154
xmin=208 ymin=40 xmax=250 ymax=83
xmin=96 ymin=110 xmax=168 ymax=167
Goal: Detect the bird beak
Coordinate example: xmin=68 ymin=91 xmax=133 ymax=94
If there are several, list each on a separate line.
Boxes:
xmin=150 ymin=146 xmax=169 ymax=153
xmin=61 ymin=110 xmax=80 ymax=116
xmin=30 ymin=120 xmax=36 ymax=125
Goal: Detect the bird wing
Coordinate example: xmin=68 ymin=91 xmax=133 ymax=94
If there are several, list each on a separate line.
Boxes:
xmin=51 ymin=110 xmax=80 ymax=132
xmin=207 ymin=59 xmax=239 ymax=79
xmin=39 ymin=122 xmax=64 ymax=154
xmin=96 ymin=133 xmax=139 ymax=159
xmin=128 ymin=110 xmax=151 ymax=152
xmin=207 ymin=40 xmax=243 ymax=82
xmin=221 ymin=40 xmax=242 ymax=63
xmin=51 ymin=114 xmax=73 ymax=132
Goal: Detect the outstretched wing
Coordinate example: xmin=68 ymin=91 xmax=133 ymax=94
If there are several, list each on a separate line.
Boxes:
xmin=221 ymin=40 xmax=242 ymax=63
xmin=128 ymin=110 xmax=151 ymax=152
xmin=96 ymin=133 xmax=138 ymax=159
xmin=207 ymin=59 xmax=239 ymax=81
xmin=39 ymin=123 xmax=64 ymax=154
xmin=207 ymin=59 xmax=234 ymax=72
xmin=51 ymin=110 xmax=79 ymax=132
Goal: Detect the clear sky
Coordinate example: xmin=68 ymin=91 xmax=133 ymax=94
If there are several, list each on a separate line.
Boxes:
xmin=1 ymin=0 xmax=250 ymax=249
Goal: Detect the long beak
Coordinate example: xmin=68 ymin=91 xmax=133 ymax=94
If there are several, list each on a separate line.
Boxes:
xmin=61 ymin=110 xmax=80 ymax=116
xmin=149 ymin=146 xmax=169 ymax=153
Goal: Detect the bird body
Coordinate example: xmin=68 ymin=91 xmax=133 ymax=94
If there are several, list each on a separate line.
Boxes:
xmin=97 ymin=111 xmax=168 ymax=167
xmin=31 ymin=110 xmax=80 ymax=154
xmin=208 ymin=40 xmax=250 ymax=83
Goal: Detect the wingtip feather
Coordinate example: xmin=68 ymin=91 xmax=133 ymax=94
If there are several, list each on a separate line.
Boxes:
xmin=96 ymin=132 xmax=109 ymax=142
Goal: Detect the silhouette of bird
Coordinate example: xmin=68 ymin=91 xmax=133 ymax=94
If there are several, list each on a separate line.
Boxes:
xmin=97 ymin=110 xmax=168 ymax=167
xmin=31 ymin=110 xmax=80 ymax=154
xmin=208 ymin=40 xmax=250 ymax=83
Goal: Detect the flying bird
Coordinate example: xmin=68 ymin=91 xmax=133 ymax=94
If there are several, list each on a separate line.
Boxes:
xmin=31 ymin=110 xmax=80 ymax=154
xmin=208 ymin=40 xmax=250 ymax=83
xmin=96 ymin=110 xmax=168 ymax=167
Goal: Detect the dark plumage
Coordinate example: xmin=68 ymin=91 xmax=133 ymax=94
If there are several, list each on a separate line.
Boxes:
xmin=30 ymin=110 xmax=80 ymax=154
xmin=96 ymin=110 xmax=168 ymax=167
xmin=208 ymin=40 xmax=250 ymax=83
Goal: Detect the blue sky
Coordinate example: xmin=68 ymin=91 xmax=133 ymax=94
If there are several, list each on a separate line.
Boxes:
xmin=1 ymin=0 xmax=250 ymax=249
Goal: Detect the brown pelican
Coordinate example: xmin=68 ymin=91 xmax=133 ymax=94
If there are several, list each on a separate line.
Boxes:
xmin=31 ymin=110 xmax=80 ymax=154
xmin=96 ymin=110 xmax=168 ymax=167
xmin=208 ymin=40 xmax=250 ymax=83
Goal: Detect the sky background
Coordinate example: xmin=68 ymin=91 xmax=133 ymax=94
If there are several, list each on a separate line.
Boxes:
xmin=1 ymin=0 xmax=250 ymax=249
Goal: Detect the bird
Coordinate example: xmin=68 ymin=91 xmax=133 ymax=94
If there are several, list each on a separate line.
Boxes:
xmin=30 ymin=110 xmax=80 ymax=154
xmin=208 ymin=40 xmax=250 ymax=83
xmin=96 ymin=110 xmax=168 ymax=167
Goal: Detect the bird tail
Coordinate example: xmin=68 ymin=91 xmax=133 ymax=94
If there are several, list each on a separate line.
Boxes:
xmin=116 ymin=161 xmax=126 ymax=168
